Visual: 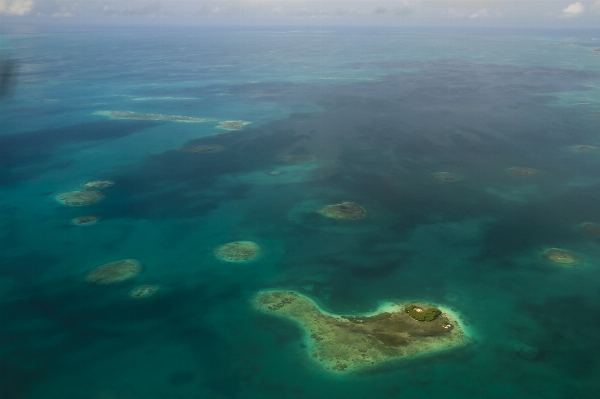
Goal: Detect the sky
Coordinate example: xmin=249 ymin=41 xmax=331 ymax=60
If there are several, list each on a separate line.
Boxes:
xmin=1 ymin=0 xmax=599 ymax=29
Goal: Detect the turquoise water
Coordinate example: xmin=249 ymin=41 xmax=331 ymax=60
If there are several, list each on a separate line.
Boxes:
xmin=1 ymin=27 xmax=600 ymax=399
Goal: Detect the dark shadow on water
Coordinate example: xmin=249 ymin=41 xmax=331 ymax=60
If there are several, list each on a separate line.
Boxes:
xmin=0 ymin=120 xmax=159 ymax=186
xmin=519 ymin=295 xmax=600 ymax=379
xmin=105 ymin=129 xmax=308 ymax=219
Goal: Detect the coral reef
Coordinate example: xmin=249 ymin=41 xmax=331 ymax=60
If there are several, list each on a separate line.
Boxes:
xmin=432 ymin=172 xmax=460 ymax=182
xmin=253 ymin=291 xmax=467 ymax=373
xmin=80 ymin=180 xmax=114 ymax=189
xmin=179 ymin=144 xmax=225 ymax=153
xmin=542 ymin=248 xmax=579 ymax=265
xmin=85 ymin=259 xmax=142 ymax=284
xmin=284 ymin=154 xmax=316 ymax=164
xmin=56 ymin=190 xmax=104 ymax=206
xmin=507 ymin=167 xmax=538 ymax=177
xmin=318 ymin=202 xmax=367 ymax=220
xmin=129 ymin=285 xmax=159 ymax=298
xmin=579 ymin=222 xmax=600 ymax=238
xmin=214 ymin=241 xmax=261 ymax=262
xmin=217 ymin=120 xmax=251 ymax=130
xmin=569 ymin=145 xmax=599 ymax=153
xmin=71 ymin=216 xmax=100 ymax=226
xmin=94 ymin=110 xmax=216 ymax=123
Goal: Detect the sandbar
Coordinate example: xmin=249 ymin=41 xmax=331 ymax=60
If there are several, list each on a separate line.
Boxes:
xmin=318 ymin=202 xmax=367 ymax=220
xmin=217 ymin=120 xmax=251 ymax=130
xmin=85 ymin=259 xmax=142 ymax=284
xmin=94 ymin=110 xmax=216 ymax=123
xmin=56 ymin=190 xmax=104 ymax=206
xmin=253 ymin=290 xmax=467 ymax=373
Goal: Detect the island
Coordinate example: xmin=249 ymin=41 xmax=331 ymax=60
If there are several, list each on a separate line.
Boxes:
xmin=253 ymin=290 xmax=468 ymax=372
xmin=542 ymin=248 xmax=580 ymax=265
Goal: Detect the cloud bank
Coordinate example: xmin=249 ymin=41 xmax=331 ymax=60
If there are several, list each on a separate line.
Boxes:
xmin=1 ymin=0 xmax=598 ymax=27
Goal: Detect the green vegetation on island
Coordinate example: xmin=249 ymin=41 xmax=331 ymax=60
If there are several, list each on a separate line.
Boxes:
xmin=405 ymin=304 xmax=442 ymax=322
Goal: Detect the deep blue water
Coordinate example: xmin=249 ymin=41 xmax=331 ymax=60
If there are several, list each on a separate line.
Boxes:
xmin=1 ymin=27 xmax=600 ymax=399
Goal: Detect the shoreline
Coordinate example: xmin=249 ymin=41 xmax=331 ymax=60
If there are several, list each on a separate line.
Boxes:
xmin=253 ymin=290 xmax=472 ymax=373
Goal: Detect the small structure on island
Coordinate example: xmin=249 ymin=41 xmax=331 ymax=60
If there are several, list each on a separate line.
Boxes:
xmin=319 ymin=202 xmax=367 ymax=220
xmin=129 ymin=285 xmax=159 ymax=299
xmin=56 ymin=190 xmax=104 ymax=206
xmin=253 ymin=291 xmax=468 ymax=373
xmin=179 ymin=144 xmax=225 ymax=154
xmin=569 ymin=145 xmax=599 ymax=153
xmin=214 ymin=241 xmax=261 ymax=262
xmin=85 ymin=259 xmax=142 ymax=284
xmin=217 ymin=120 xmax=251 ymax=130
xmin=71 ymin=215 xmax=100 ymax=226
xmin=507 ymin=167 xmax=539 ymax=177
xmin=579 ymin=222 xmax=600 ymax=238
xmin=80 ymin=180 xmax=114 ymax=189
xmin=284 ymin=154 xmax=316 ymax=164
xmin=432 ymin=172 xmax=461 ymax=182
xmin=542 ymin=248 xmax=579 ymax=266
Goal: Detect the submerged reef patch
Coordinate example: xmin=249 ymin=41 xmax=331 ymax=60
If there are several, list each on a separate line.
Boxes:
xmin=507 ymin=167 xmax=539 ymax=177
xmin=253 ymin=291 xmax=467 ymax=373
xmin=129 ymin=285 xmax=159 ymax=298
xmin=56 ymin=190 xmax=104 ymax=206
xmin=214 ymin=241 xmax=261 ymax=262
xmin=542 ymin=248 xmax=579 ymax=265
xmin=179 ymin=144 xmax=225 ymax=154
xmin=94 ymin=110 xmax=216 ymax=123
xmin=85 ymin=259 xmax=142 ymax=284
xmin=80 ymin=180 xmax=114 ymax=189
xmin=70 ymin=215 xmax=100 ymax=226
xmin=569 ymin=145 xmax=599 ymax=153
xmin=217 ymin=120 xmax=251 ymax=130
xmin=579 ymin=222 xmax=600 ymax=238
xmin=284 ymin=154 xmax=316 ymax=164
xmin=318 ymin=202 xmax=367 ymax=220
xmin=432 ymin=172 xmax=461 ymax=182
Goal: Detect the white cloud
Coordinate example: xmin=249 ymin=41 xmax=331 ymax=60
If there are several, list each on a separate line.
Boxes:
xmin=469 ymin=7 xmax=488 ymax=18
xmin=0 ymin=0 xmax=33 ymax=15
xmin=562 ymin=2 xmax=584 ymax=17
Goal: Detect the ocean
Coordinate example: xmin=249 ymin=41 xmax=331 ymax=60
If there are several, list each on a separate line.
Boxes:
xmin=1 ymin=26 xmax=600 ymax=399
